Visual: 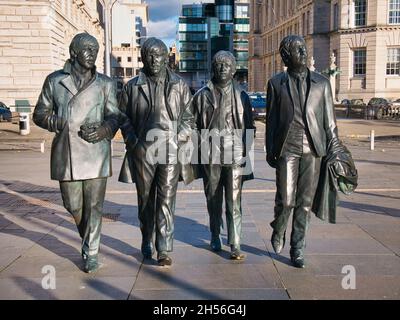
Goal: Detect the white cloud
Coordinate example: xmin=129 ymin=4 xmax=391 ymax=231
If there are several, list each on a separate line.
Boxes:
xmin=147 ymin=17 xmax=178 ymax=39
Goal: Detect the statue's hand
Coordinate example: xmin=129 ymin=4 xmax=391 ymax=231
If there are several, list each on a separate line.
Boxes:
xmin=79 ymin=122 xmax=110 ymax=143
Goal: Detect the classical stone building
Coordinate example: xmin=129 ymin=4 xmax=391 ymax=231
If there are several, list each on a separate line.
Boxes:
xmin=249 ymin=0 xmax=400 ymax=102
xmin=331 ymin=0 xmax=400 ymax=101
xmin=248 ymin=0 xmax=331 ymax=93
xmin=0 ymin=0 xmax=105 ymax=109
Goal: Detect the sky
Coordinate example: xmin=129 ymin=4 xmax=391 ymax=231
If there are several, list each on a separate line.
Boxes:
xmin=145 ymin=0 xmax=213 ymax=48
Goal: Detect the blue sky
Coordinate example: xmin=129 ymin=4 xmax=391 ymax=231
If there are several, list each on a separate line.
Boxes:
xmin=146 ymin=0 xmax=212 ymax=48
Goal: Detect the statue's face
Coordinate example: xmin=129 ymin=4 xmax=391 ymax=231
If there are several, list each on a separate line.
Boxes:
xmin=287 ymin=39 xmax=308 ymax=70
xmin=213 ymin=58 xmax=235 ymax=85
xmin=144 ymin=45 xmax=167 ymax=77
xmin=75 ymin=42 xmax=98 ymax=70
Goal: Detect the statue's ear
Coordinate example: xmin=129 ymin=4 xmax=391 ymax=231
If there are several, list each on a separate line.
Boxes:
xmin=281 ymin=50 xmax=290 ymax=67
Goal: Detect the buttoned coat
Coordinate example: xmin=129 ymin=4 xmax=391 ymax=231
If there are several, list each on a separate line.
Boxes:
xmin=33 ymin=61 xmax=120 ymax=181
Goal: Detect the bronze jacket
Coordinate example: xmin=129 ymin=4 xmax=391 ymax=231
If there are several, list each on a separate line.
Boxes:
xmin=265 ymin=70 xmax=339 ymax=168
xmin=118 ymin=68 xmax=195 ymax=185
xmin=33 ymin=61 xmax=120 ymax=181
xmin=192 ymin=80 xmax=256 ymax=181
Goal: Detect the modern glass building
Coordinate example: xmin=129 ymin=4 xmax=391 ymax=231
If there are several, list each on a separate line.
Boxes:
xmin=233 ymin=0 xmax=250 ymax=85
xmin=178 ymin=0 xmax=249 ymax=91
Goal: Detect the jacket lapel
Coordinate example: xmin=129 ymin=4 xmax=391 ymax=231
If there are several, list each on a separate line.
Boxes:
xmin=60 ymin=75 xmax=78 ymax=96
xmin=306 ymin=71 xmax=319 ymax=114
xmin=165 ymin=69 xmax=179 ymax=121
xmin=136 ymin=72 xmax=151 ymax=107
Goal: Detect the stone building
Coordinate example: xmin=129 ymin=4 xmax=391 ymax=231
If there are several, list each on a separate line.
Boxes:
xmin=111 ymin=0 xmax=148 ymax=91
xmin=248 ymin=0 xmax=331 ymax=93
xmin=0 ymin=0 xmax=105 ymax=109
xmin=249 ymin=0 xmax=400 ymax=102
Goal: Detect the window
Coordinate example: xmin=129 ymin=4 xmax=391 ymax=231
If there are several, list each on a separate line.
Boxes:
xmin=389 ymin=0 xmax=400 ymax=24
xmin=117 ymin=57 xmax=121 ymax=63
xmin=354 ymin=0 xmax=367 ymax=27
xmin=112 ymin=67 xmax=124 ymax=77
xmin=121 ymin=43 xmax=130 ymax=48
xmin=333 ymin=3 xmax=339 ymax=30
xmin=353 ymin=49 xmax=366 ymax=76
xmin=126 ymin=68 xmax=133 ymax=78
xmin=127 ymin=57 xmax=132 ymax=62
xmin=387 ymin=48 xmax=400 ymax=75
xmin=235 ymin=5 xmax=249 ymax=18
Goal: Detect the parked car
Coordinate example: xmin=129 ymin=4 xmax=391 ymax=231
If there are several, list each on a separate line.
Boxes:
xmin=248 ymin=92 xmax=267 ymax=120
xmin=0 ymin=102 xmax=12 ymax=122
xmin=336 ymin=99 xmax=366 ymax=118
xmin=367 ymin=97 xmax=390 ymax=120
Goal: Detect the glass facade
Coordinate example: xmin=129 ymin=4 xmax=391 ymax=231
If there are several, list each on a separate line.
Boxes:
xmin=178 ymin=1 xmax=249 ymax=82
xmin=179 ymin=10 xmax=208 ymax=72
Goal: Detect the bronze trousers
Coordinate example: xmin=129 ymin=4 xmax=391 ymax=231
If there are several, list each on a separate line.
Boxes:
xmin=60 ymin=178 xmax=107 ymax=257
xmin=271 ymin=152 xmax=321 ymax=250
xmin=203 ymin=165 xmax=243 ymax=246
xmin=129 ymin=139 xmax=180 ymax=253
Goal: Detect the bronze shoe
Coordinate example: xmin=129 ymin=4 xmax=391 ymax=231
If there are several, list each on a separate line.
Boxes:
xmin=290 ymin=248 xmax=305 ymax=269
xmin=84 ymin=255 xmax=98 ymax=273
xmin=157 ymin=252 xmax=172 ymax=266
xmin=271 ymin=231 xmax=286 ymax=254
xmin=230 ymin=245 xmax=245 ymax=260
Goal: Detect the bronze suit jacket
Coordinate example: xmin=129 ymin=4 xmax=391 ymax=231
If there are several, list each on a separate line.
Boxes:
xmin=118 ymin=68 xmax=195 ymax=185
xmin=33 ymin=60 xmax=120 ymax=181
xmin=265 ymin=70 xmax=339 ymax=168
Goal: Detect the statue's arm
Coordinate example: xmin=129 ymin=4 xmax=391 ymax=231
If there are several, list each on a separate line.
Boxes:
xmin=118 ymin=83 xmax=138 ymax=150
xmin=102 ymin=80 xmax=122 ymax=139
xmin=178 ymin=81 xmax=195 ymax=139
xmin=33 ymin=76 xmax=64 ymax=133
xmin=323 ymin=80 xmax=340 ymax=150
xmin=265 ymin=80 xmax=278 ymax=167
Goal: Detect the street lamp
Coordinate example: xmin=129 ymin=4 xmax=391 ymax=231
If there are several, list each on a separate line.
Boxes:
xmin=99 ymin=0 xmax=120 ymax=77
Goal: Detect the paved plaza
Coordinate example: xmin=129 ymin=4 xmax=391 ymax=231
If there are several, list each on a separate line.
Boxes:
xmin=0 ymin=119 xmax=399 ymax=300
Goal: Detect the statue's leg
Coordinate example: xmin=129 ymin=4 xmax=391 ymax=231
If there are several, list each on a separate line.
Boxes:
xmin=81 ymin=178 xmax=107 ymax=258
xmin=59 ymin=180 xmax=85 ymax=250
xmin=223 ymin=165 xmax=243 ymax=247
xmin=202 ymin=165 xmax=223 ymax=241
xmin=154 ymin=164 xmax=180 ymax=254
xmin=271 ymin=155 xmax=300 ymax=239
xmin=290 ymin=153 xmax=321 ymax=250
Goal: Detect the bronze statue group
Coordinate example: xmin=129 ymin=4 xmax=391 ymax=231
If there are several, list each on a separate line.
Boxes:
xmin=34 ymin=33 xmax=357 ymax=273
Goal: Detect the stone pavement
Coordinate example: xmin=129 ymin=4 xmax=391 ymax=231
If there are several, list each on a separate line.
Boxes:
xmin=0 ymin=119 xmax=399 ymax=300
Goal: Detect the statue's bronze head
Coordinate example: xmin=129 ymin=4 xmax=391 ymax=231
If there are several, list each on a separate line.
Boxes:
xmin=212 ymin=50 xmax=236 ymax=86
xmin=141 ymin=37 xmax=169 ymax=77
xmin=279 ymin=35 xmax=308 ymax=71
xmin=69 ymin=33 xmax=99 ymax=70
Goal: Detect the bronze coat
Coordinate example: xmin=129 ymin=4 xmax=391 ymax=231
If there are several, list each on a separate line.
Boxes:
xmin=118 ymin=69 xmax=195 ymax=185
xmin=265 ymin=70 xmax=339 ymax=167
xmin=192 ymin=80 xmax=256 ymax=181
xmin=33 ymin=61 xmax=120 ymax=181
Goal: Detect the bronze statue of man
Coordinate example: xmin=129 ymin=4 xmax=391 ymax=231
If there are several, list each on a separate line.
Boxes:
xmin=192 ymin=51 xmax=255 ymax=260
xmin=33 ymin=33 xmax=120 ymax=273
xmin=118 ymin=37 xmax=194 ymax=266
xmin=266 ymin=35 xmax=340 ymax=268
